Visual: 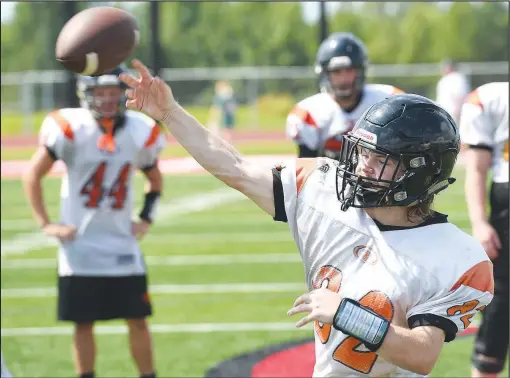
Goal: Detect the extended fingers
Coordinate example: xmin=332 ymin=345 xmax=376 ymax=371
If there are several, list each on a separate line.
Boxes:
xmin=295 ymin=314 xmax=314 ymax=328
xmin=293 ymin=293 xmax=311 ymax=308
xmin=287 ymin=303 xmax=313 ymax=316
xmin=126 ymin=98 xmax=138 ymax=110
xmin=132 ymin=59 xmax=153 ymax=81
xmin=119 ymin=72 xmax=139 ymax=88
xmin=492 ymin=232 xmax=502 ymax=250
xmin=125 ymin=88 xmax=135 ymax=100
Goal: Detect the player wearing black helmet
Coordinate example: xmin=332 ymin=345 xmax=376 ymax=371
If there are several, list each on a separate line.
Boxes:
xmin=287 ymin=32 xmax=404 ymax=160
xmin=120 ymin=60 xmax=494 ymax=377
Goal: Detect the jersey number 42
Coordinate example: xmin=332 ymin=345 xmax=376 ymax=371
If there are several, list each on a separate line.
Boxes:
xmin=313 ymin=265 xmax=394 ymax=375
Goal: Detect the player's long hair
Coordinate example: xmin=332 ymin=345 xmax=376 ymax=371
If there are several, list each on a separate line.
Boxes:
xmin=407 ymin=196 xmax=434 ymax=223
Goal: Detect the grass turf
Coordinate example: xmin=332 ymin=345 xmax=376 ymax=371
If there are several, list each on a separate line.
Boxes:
xmin=1 ymin=169 xmax=508 ymax=377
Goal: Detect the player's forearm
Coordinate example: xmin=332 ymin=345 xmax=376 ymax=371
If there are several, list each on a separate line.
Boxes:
xmin=161 ymin=105 xmax=246 ymax=188
xmin=22 ymin=175 xmax=51 ymax=228
xmin=464 ymin=155 xmax=490 ymax=224
xmin=377 ymin=325 xmax=441 ymax=375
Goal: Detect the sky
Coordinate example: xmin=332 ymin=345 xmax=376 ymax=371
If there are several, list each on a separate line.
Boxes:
xmin=1 ymin=1 xmax=336 ymax=24
xmin=1 ymin=2 xmax=15 ymax=22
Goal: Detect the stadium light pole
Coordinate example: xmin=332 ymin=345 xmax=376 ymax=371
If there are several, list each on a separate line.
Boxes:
xmin=62 ymin=1 xmax=79 ymax=108
xmin=150 ymin=2 xmax=163 ymax=77
xmin=319 ymin=1 xmax=328 ymax=44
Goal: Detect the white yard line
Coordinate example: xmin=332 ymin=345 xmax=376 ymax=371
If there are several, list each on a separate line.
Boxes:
xmin=1 ymin=188 xmax=246 ymax=258
xmin=1 ymin=215 xmax=271 ymax=232
xmin=144 ymin=232 xmax=292 ymax=244
xmin=0 ymin=232 xmax=59 ymax=257
xmin=1 ymin=253 xmax=301 ymax=270
xmin=0 ymin=219 xmax=38 ymax=231
xmin=1 ymin=322 xmax=311 ymax=337
xmin=1 ymin=282 xmax=306 ymax=299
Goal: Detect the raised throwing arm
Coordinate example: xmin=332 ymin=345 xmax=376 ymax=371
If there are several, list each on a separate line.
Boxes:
xmin=119 ymin=59 xmax=276 ymax=216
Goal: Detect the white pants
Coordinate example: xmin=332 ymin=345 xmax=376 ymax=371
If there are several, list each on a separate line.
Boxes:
xmin=1 ymin=351 xmax=12 ymax=378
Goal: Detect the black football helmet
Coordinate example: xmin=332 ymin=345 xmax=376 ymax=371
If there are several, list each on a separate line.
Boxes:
xmin=76 ymin=66 xmax=127 ymax=119
xmin=315 ymin=32 xmax=369 ymax=99
xmin=337 ymin=94 xmax=460 ymax=211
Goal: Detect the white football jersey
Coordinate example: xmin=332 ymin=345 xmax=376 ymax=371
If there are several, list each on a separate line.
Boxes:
xmin=1 ymin=351 xmax=12 ymax=378
xmin=286 ymin=84 xmax=404 ymax=153
xmin=39 ymin=109 xmax=167 ymax=276
xmin=276 ymin=158 xmax=494 ymax=377
xmin=435 ymin=72 xmax=471 ymax=124
xmin=459 ymin=82 xmax=509 ymax=183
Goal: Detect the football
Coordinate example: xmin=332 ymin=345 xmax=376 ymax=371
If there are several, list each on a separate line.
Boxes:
xmin=55 ymin=6 xmax=139 ymax=76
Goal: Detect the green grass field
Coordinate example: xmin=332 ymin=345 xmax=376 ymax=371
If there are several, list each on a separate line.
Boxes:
xmin=1 ymin=168 xmax=508 ymax=377
xmin=0 ymin=140 xmax=296 ymax=161
xmin=1 ymin=104 xmax=288 ymax=136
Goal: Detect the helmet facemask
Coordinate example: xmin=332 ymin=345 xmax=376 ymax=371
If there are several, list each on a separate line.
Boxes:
xmin=316 ymin=57 xmax=366 ymax=100
xmin=336 ymin=134 xmax=456 ymax=211
xmin=89 ymin=86 xmax=124 ymax=119
xmin=337 ymin=135 xmax=407 ymax=211
xmin=77 ymin=73 xmax=126 ymax=120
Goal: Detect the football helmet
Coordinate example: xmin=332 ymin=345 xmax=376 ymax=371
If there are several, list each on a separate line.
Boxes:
xmin=76 ymin=66 xmax=127 ymax=120
xmin=337 ymin=94 xmax=460 ymax=210
xmin=315 ymin=32 xmax=369 ymax=99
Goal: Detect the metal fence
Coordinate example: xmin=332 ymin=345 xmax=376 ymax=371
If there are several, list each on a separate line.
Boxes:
xmin=1 ymin=61 xmax=508 ymax=134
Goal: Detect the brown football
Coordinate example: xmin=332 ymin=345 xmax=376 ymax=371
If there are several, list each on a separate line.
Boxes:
xmin=55 ymin=6 xmax=139 ymax=76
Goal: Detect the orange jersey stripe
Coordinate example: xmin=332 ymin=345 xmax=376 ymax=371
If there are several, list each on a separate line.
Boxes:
xmin=296 ymin=158 xmax=317 ymax=195
xmin=290 ymin=106 xmax=318 ymax=128
xmin=323 ymin=138 xmax=343 ymax=151
xmin=465 ymin=90 xmax=484 ymax=111
xmin=49 ymin=110 xmax=74 ymax=141
xmin=450 ymin=260 xmax=494 ymax=295
xmin=144 ymin=123 xmax=161 ymax=148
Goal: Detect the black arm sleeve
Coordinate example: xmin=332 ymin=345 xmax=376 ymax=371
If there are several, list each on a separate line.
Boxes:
xmin=408 ymin=313 xmax=458 ymax=342
xmin=466 ymin=144 xmax=493 ymax=152
xmin=272 ymin=167 xmax=288 ymax=223
xmin=298 ymin=144 xmax=318 ymax=158
xmin=45 ymin=146 xmax=58 ymax=161
xmin=140 ymin=160 xmax=158 ymax=173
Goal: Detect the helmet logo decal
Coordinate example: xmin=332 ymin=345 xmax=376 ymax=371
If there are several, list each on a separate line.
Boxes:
xmin=393 ymin=191 xmax=408 ymax=202
xmin=353 ymin=128 xmax=377 ymax=144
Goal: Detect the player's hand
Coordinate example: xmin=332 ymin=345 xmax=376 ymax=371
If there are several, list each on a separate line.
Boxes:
xmin=472 ymin=220 xmax=501 ymax=260
xmin=287 ymin=288 xmax=342 ymax=328
xmin=132 ymin=220 xmax=150 ymax=240
xmin=119 ymin=59 xmax=177 ymax=122
xmin=42 ymin=223 xmax=77 ymax=242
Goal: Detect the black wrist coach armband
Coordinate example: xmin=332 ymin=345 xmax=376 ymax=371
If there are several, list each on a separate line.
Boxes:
xmin=139 ymin=191 xmax=161 ymax=224
xmin=332 ymin=298 xmax=390 ymax=352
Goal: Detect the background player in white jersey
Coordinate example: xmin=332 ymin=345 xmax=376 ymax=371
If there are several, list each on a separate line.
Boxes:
xmin=436 ymin=59 xmax=471 ymax=125
xmin=1 ymin=351 xmax=13 ymax=378
xmin=22 ymin=67 xmax=166 ymax=378
xmin=286 ymin=32 xmax=403 ymax=160
xmin=119 ymin=59 xmax=494 ymax=377
xmin=459 ymin=82 xmax=509 ymax=378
